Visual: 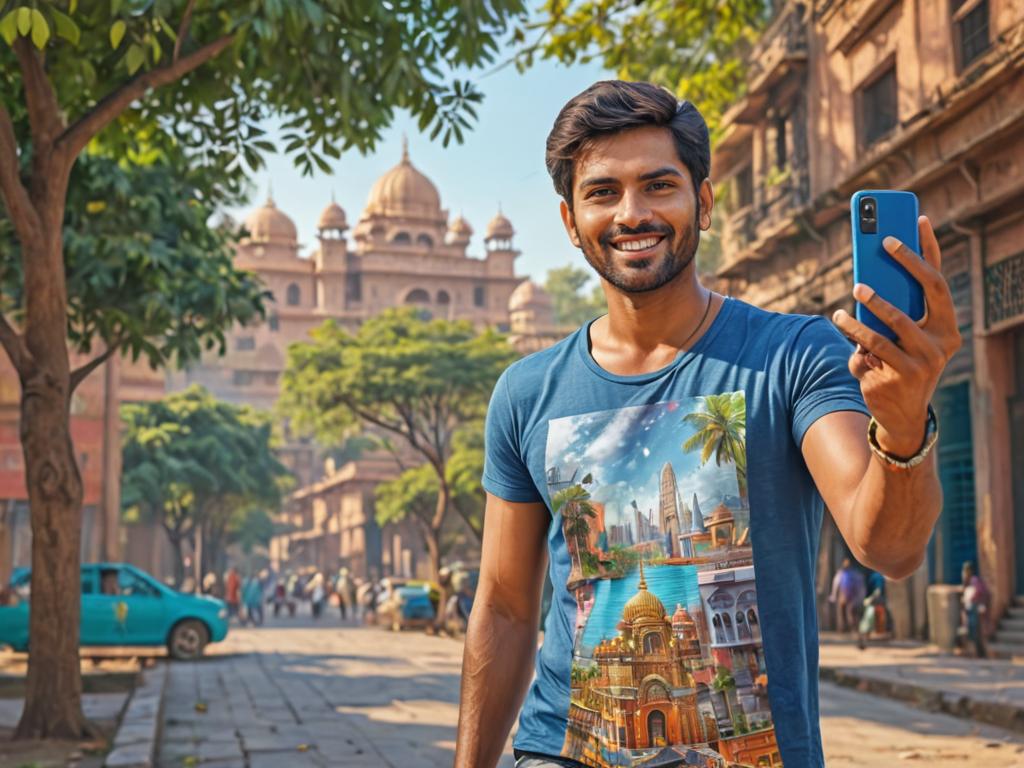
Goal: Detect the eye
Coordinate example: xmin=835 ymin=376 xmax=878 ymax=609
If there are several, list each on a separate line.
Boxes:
xmin=648 ymin=181 xmax=674 ymax=191
xmin=586 ymin=188 xmax=616 ymax=199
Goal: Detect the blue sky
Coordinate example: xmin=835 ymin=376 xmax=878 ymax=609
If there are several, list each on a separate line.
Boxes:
xmin=223 ymin=49 xmax=612 ymax=285
xmin=546 ymin=398 xmax=743 ymax=531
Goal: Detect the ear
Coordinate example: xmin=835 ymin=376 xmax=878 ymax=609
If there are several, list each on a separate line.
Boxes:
xmin=698 ymin=179 xmax=715 ymax=231
xmin=560 ymin=199 xmax=582 ymax=248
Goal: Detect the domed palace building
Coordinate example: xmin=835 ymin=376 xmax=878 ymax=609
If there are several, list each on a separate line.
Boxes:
xmin=170 ymin=143 xmax=558 ymax=579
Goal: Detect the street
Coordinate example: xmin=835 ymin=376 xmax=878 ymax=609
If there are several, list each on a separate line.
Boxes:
xmin=153 ymin=614 xmax=1024 ymax=768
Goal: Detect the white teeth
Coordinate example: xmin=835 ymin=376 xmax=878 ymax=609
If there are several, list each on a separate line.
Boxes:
xmin=616 ymin=237 xmax=660 ymax=252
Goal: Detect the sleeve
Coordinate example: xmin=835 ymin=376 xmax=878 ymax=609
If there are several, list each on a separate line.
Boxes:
xmin=786 ymin=316 xmax=870 ymax=448
xmin=481 ymin=368 xmax=543 ymax=503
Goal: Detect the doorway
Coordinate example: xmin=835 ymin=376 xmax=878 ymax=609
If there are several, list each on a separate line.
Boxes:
xmin=1011 ymin=329 xmax=1024 ymax=594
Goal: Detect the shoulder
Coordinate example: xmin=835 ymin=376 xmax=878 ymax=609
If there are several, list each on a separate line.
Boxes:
xmin=498 ymin=327 xmax=582 ymax=404
xmin=724 ymin=296 xmax=824 ymax=342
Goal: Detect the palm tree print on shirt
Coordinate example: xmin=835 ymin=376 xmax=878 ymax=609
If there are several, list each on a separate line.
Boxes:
xmin=682 ymin=392 xmax=747 ymax=498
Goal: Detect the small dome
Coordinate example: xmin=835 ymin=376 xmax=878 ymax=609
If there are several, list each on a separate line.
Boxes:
xmin=364 ymin=141 xmax=442 ymax=219
xmin=622 ymin=563 xmax=666 ymax=623
xmin=448 ymin=215 xmax=473 ymax=237
xmin=244 ymin=197 xmax=297 ymax=245
xmin=672 ymin=603 xmax=694 ymax=626
xmin=485 ymin=210 xmax=515 ymax=240
xmin=509 ymin=280 xmax=553 ymax=311
xmin=318 ymin=200 xmax=347 ymax=231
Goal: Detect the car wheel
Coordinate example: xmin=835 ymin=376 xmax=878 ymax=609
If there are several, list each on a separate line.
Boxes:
xmin=167 ymin=619 xmax=209 ymax=660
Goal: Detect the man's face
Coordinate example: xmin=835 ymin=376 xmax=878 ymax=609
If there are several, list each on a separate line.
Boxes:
xmin=560 ymin=125 xmax=713 ymax=294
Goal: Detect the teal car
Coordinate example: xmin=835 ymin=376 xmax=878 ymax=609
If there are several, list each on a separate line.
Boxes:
xmin=0 ymin=562 xmax=229 ymax=660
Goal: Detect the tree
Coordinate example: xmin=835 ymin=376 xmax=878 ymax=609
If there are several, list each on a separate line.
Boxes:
xmin=524 ymin=0 xmax=770 ymax=135
xmin=552 ymin=481 xmax=598 ymax=580
xmin=120 ymin=386 xmax=289 ymax=588
xmin=280 ymin=308 xmax=516 ymax=581
xmin=544 ymin=264 xmax=606 ymax=327
xmin=0 ymin=0 xmax=525 ymax=738
xmin=682 ymin=392 xmax=747 ymax=497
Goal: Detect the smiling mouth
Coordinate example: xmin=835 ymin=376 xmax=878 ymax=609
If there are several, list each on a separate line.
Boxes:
xmin=610 ymin=235 xmax=665 ymax=254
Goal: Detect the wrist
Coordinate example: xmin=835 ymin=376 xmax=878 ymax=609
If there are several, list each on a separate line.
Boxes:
xmin=874 ymin=418 xmax=927 ymax=458
xmin=867 ymin=406 xmax=939 ymax=471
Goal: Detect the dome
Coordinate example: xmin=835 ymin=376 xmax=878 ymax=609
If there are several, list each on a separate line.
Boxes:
xmin=244 ymin=196 xmax=297 ymax=245
xmin=509 ymin=280 xmax=553 ymax=311
xmin=317 ymin=200 xmax=347 ymax=231
xmin=448 ymin=215 xmax=473 ymax=237
xmin=364 ymin=141 xmax=442 ymax=219
xmin=622 ymin=563 xmax=666 ymax=623
xmin=485 ymin=209 xmax=515 ymax=240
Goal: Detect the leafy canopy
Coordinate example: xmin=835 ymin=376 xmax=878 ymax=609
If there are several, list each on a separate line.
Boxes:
xmin=544 ymin=264 xmax=606 ymax=327
xmin=523 ymin=0 xmax=770 ymax=135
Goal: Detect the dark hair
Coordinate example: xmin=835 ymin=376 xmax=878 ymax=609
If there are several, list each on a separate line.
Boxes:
xmin=546 ymin=80 xmax=711 ymax=208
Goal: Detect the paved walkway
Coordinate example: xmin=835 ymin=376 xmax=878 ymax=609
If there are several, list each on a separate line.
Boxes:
xmin=819 ymin=634 xmax=1024 ymax=732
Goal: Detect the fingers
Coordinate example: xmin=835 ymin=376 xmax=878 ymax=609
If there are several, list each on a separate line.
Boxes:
xmin=918 ymin=215 xmax=941 ymax=272
xmin=852 ymin=282 xmax=930 ymax=354
xmin=832 ymin=308 xmax=910 ymax=369
xmin=883 ymin=233 xmax=955 ymax=327
xmin=849 ymin=345 xmax=881 ymax=381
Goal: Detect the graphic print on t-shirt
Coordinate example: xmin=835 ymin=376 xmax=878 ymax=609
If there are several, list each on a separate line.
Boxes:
xmin=546 ymin=392 xmax=781 ymax=768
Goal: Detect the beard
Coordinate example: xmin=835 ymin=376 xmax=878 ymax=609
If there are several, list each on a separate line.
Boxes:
xmin=578 ymin=208 xmax=701 ymax=294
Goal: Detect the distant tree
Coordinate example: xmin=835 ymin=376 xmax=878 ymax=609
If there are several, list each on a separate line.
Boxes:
xmin=522 ymin=0 xmax=770 ymax=135
xmin=544 ymin=264 xmax=607 ymax=327
xmin=0 ymin=0 xmax=525 ymax=738
xmin=280 ymin=309 xmax=516 ymax=582
xmin=121 ymin=387 xmax=290 ymax=586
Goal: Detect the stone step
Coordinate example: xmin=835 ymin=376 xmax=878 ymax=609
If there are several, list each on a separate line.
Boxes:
xmin=987 ymin=641 xmax=1024 ymax=660
xmin=993 ymin=629 xmax=1024 ymax=644
xmin=1005 ymin=606 xmax=1024 ymax=620
xmin=1014 ymin=595 xmax=1024 ymax=608
xmin=999 ymin=617 xmax=1024 ymax=632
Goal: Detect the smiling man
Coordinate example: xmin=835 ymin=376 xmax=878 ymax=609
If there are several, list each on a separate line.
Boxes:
xmin=454 ymin=81 xmax=961 ymax=768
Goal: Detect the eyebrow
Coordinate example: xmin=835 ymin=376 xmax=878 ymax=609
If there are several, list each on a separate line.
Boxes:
xmin=578 ymin=166 xmax=685 ymax=189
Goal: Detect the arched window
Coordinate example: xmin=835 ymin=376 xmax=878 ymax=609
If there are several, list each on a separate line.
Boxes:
xmin=404 ymin=288 xmax=430 ymax=304
xmin=436 ymin=290 xmax=450 ymax=305
xmin=392 ymin=231 xmax=412 ymax=245
xmin=647 ymin=710 xmax=667 ymax=745
xmin=712 ymin=614 xmax=726 ymax=644
xmin=642 ymin=633 xmax=664 ymax=655
xmin=416 ymin=233 xmax=434 ymax=248
xmin=747 ymin=608 xmax=761 ymax=639
xmin=722 ymin=612 xmax=735 ymax=642
xmin=286 ymin=283 xmax=300 ymax=306
xmin=736 ymin=611 xmax=752 ymax=641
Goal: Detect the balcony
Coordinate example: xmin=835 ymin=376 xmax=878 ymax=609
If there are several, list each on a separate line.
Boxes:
xmin=747 ymin=2 xmax=808 ymax=98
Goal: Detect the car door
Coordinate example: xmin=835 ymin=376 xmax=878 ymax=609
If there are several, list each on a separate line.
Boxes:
xmin=116 ymin=567 xmax=166 ymax=645
xmin=79 ymin=567 xmax=108 ymax=645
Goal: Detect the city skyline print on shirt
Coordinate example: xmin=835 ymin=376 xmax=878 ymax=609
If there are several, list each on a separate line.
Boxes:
xmin=546 ymin=392 xmax=782 ymax=768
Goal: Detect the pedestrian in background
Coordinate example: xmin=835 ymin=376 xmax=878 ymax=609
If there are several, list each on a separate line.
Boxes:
xmin=243 ymin=572 xmax=264 ymax=626
xmin=335 ymin=568 xmax=352 ymax=621
xmin=224 ymin=566 xmax=242 ymax=623
xmin=959 ymin=561 xmax=991 ymax=658
xmin=307 ymin=572 xmax=326 ymax=619
xmin=829 ymin=558 xmax=866 ymax=633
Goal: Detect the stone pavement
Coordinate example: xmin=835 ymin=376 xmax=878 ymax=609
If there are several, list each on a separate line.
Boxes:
xmin=819 ymin=634 xmax=1024 ymax=733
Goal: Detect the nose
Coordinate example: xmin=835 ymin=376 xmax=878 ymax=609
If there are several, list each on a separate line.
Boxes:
xmin=613 ymin=189 xmax=653 ymax=230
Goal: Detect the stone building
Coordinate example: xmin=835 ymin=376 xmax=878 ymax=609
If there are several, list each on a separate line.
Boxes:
xmin=170 ymin=143 xmax=559 ymax=580
xmin=710 ymin=0 xmax=1024 ymax=639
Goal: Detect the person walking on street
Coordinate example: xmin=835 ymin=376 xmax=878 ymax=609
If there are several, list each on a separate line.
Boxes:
xmin=960 ymin=560 xmax=991 ymax=658
xmin=243 ymin=573 xmax=264 ymax=626
xmin=224 ymin=566 xmax=242 ymax=624
xmin=454 ymin=80 xmax=958 ymax=768
xmin=307 ymin=572 xmax=326 ymax=619
xmin=335 ymin=568 xmax=352 ymax=621
xmin=830 ymin=558 xmax=867 ymax=633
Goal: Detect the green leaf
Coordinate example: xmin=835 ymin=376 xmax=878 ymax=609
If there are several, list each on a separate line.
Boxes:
xmin=0 ymin=12 xmax=18 ymax=45
xmin=16 ymin=7 xmax=31 ymax=36
xmin=70 ymin=0 xmax=78 ymax=14
xmin=110 ymin=19 xmax=126 ymax=49
xmin=30 ymin=9 xmax=49 ymax=49
xmin=51 ymin=8 xmax=81 ymax=46
xmin=125 ymin=43 xmax=145 ymax=74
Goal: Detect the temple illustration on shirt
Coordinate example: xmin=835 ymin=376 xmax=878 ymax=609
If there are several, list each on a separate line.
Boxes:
xmin=546 ymin=392 xmax=782 ymax=768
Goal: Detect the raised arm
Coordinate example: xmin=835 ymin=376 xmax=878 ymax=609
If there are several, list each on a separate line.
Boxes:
xmin=455 ymin=493 xmax=550 ymax=768
xmin=804 ymin=215 xmax=960 ymax=579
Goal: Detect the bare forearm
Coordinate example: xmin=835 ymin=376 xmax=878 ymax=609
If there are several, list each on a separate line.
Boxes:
xmin=455 ymin=602 xmax=538 ymax=768
xmin=848 ymin=454 xmax=941 ymax=579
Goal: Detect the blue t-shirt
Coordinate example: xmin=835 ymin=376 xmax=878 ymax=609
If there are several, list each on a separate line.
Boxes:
xmin=483 ymin=296 xmax=868 ymax=768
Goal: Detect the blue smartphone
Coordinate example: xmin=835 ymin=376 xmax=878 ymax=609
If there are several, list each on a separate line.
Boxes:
xmin=851 ymin=190 xmax=924 ymax=342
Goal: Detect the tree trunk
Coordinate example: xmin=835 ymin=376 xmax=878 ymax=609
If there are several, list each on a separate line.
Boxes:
xmin=14 ymin=228 xmax=94 ymax=739
xmin=162 ymin=524 xmax=186 ymax=589
xmin=0 ymin=499 xmax=13 ymax=597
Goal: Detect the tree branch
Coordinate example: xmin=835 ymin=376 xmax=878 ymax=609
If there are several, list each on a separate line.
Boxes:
xmin=0 ymin=311 xmax=31 ymax=377
xmin=69 ymin=335 xmax=126 ymax=393
xmin=0 ymin=106 xmax=42 ymax=246
xmin=12 ymin=39 xmax=63 ymax=150
xmin=59 ymin=34 xmax=235 ymax=157
xmin=173 ymin=0 xmax=198 ymax=63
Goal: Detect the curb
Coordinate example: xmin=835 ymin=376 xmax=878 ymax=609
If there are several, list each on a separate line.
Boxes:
xmin=820 ymin=665 xmax=1024 ymax=735
xmin=103 ymin=662 xmax=168 ymax=768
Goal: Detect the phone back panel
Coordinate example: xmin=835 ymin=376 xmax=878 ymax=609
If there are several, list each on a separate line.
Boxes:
xmin=851 ymin=189 xmax=923 ymax=341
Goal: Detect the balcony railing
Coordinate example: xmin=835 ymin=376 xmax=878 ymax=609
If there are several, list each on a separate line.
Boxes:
xmin=747 ymin=2 xmax=808 ymax=97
